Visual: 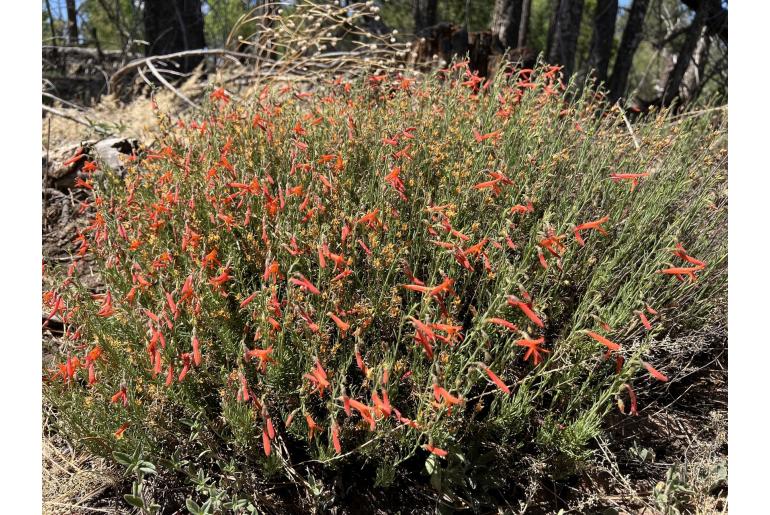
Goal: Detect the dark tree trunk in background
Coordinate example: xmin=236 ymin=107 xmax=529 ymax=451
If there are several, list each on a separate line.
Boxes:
xmin=90 ymin=26 xmax=105 ymax=62
xmin=491 ymin=0 xmax=523 ymax=49
xmin=587 ymin=0 xmax=617 ymax=85
xmin=144 ymin=0 xmax=206 ymax=73
xmin=548 ymin=0 xmax=584 ymax=79
xmin=66 ymin=0 xmax=79 ymax=45
xmin=681 ymin=0 xmax=727 ymax=43
xmin=44 ymin=0 xmax=57 ymax=42
xmin=517 ymin=0 xmax=532 ymax=48
xmin=413 ymin=0 xmax=438 ymax=32
xmin=661 ymin=0 xmax=712 ymax=106
xmin=545 ymin=0 xmax=561 ymax=59
xmin=608 ymin=0 xmax=650 ymax=102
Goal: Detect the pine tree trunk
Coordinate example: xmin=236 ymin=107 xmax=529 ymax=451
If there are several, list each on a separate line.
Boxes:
xmin=491 ymin=0 xmax=523 ymax=49
xmin=680 ymin=0 xmax=727 ymax=43
xmin=517 ymin=0 xmax=532 ymax=48
xmin=44 ymin=0 xmax=57 ymax=42
xmin=684 ymin=33 xmax=712 ymax=103
xmin=66 ymin=0 xmax=79 ymax=45
xmin=144 ymin=0 xmax=206 ymax=73
xmin=587 ymin=0 xmax=618 ymax=85
xmin=661 ymin=0 xmax=712 ymax=106
xmin=545 ymin=0 xmax=561 ymax=59
xmin=608 ymin=0 xmax=650 ymax=102
xmin=413 ymin=0 xmax=438 ymax=32
xmin=548 ymin=0 xmax=585 ymax=79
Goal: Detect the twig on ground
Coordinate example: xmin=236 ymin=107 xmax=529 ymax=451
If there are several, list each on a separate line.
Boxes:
xmin=43 ymin=92 xmax=88 ymax=112
xmin=42 ymin=105 xmax=91 ymax=128
xmin=43 ymin=501 xmax=117 ymax=513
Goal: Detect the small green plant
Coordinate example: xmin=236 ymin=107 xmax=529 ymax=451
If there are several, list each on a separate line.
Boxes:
xmin=628 ymin=440 xmax=656 ymax=464
xmin=654 ymin=466 xmax=695 ymax=515
xmin=113 ymin=447 xmax=161 ymax=513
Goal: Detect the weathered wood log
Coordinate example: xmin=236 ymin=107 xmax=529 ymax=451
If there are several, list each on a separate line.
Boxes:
xmin=44 ymin=138 xmax=139 ymax=191
xmin=42 ymin=45 xmax=140 ymax=60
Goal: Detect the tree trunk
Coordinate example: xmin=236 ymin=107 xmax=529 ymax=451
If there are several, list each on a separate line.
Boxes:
xmin=66 ymin=0 xmax=79 ymax=45
xmin=655 ymin=46 xmax=675 ymax=99
xmin=491 ymin=0 xmax=523 ymax=49
xmin=413 ymin=0 xmax=438 ymax=33
xmin=545 ymin=0 xmax=561 ymax=59
xmin=548 ymin=0 xmax=584 ymax=79
xmin=44 ymin=0 xmax=58 ymax=42
xmin=517 ymin=0 xmax=532 ymax=48
xmin=661 ymin=0 xmax=712 ymax=106
xmin=608 ymin=0 xmax=650 ymax=102
xmin=680 ymin=0 xmax=727 ymax=43
xmin=587 ymin=0 xmax=617 ymax=85
xmin=683 ymin=32 xmax=712 ymax=103
xmin=143 ymin=0 xmax=206 ymax=73
xmin=90 ymin=26 xmax=105 ymax=62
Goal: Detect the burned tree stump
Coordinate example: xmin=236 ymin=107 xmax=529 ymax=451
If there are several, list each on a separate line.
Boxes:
xmin=410 ymin=23 xmax=537 ymax=77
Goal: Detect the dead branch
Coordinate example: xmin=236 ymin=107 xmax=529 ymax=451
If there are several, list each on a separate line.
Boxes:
xmin=145 ymin=58 xmax=200 ymax=110
xmin=109 ymin=49 xmax=259 ymax=92
xmin=42 ymin=105 xmax=91 ymax=127
xmin=43 ymin=92 xmax=88 ymax=112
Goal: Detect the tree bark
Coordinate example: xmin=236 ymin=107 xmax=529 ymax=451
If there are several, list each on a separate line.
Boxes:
xmin=608 ymin=0 xmax=650 ymax=102
xmin=587 ymin=0 xmax=617 ymax=85
xmin=143 ymin=0 xmax=206 ymax=73
xmin=680 ymin=0 xmax=727 ymax=43
xmin=545 ymin=0 xmax=561 ymax=59
xmin=90 ymin=26 xmax=105 ymax=62
xmin=413 ymin=0 xmax=438 ymax=33
xmin=661 ymin=0 xmax=712 ymax=106
xmin=491 ymin=0 xmax=523 ymax=49
xmin=548 ymin=0 xmax=584 ymax=79
xmin=517 ymin=0 xmax=532 ymax=48
xmin=66 ymin=0 xmax=79 ymax=45
xmin=681 ymin=31 xmax=711 ymax=103
xmin=44 ymin=0 xmax=58 ymax=42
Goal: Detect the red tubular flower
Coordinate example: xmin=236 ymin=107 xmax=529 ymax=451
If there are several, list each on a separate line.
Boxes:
xmin=192 ymin=335 xmax=202 ymax=366
xmin=110 ymin=384 xmax=128 ymax=406
xmin=331 ymin=423 xmax=342 ymax=454
xmin=642 ymin=361 xmax=669 ymax=382
xmin=585 ymin=331 xmax=621 ymax=352
xmin=423 ymin=444 xmax=448 ymax=457
xmin=516 ymin=337 xmax=550 ymax=366
xmin=483 ymin=366 xmax=511 ymax=395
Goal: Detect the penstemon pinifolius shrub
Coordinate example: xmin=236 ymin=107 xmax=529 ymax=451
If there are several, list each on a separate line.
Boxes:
xmin=44 ymin=62 xmax=727 ymax=509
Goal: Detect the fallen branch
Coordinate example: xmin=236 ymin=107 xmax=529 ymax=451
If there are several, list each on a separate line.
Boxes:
xmin=42 ymin=105 xmax=91 ymax=127
xmin=43 ymin=45 xmax=139 ymax=59
xmin=110 ymin=48 xmax=259 ymax=92
xmin=42 ymin=92 xmax=87 ymax=112
xmin=145 ymin=58 xmax=200 ymax=110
